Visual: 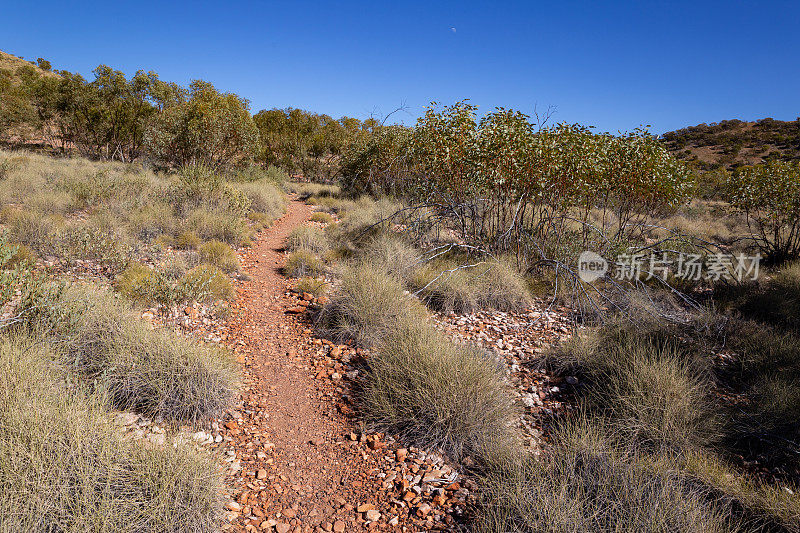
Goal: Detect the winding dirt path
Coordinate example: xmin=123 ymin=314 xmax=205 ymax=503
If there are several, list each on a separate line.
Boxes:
xmin=219 ymin=200 xmax=392 ymax=533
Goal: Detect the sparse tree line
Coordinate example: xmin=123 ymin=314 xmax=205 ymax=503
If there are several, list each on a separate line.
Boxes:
xmin=2 ymin=59 xmax=799 ymax=263
xmin=0 ymin=59 xmax=374 ymax=175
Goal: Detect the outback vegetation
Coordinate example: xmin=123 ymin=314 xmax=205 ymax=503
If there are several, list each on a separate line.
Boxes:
xmin=2 ymin=47 xmax=800 ymax=533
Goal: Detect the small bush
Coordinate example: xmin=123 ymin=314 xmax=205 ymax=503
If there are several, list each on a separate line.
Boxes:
xmin=0 ymin=336 xmax=223 ymax=531
xmin=53 ymin=223 xmax=131 ymax=274
xmin=295 ymin=277 xmax=329 ymax=297
xmin=23 ymin=284 xmax=237 ymax=422
xmin=286 ymin=226 xmax=329 ymax=254
xmin=310 ymin=211 xmax=334 ymax=224
xmin=412 ymin=259 xmax=532 ymax=314
xmin=199 ymin=240 xmax=240 ymax=273
xmin=284 ymin=249 xmax=322 ymax=278
xmin=179 ymin=264 xmax=235 ymax=303
xmin=175 ymin=231 xmax=202 ymax=250
xmin=5 ymin=243 xmax=37 ymax=269
xmin=316 ymin=262 xmax=425 ymax=346
xmin=115 ymin=263 xmax=176 ymax=305
xmin=159 ymin=254 xmax=190 ymax=280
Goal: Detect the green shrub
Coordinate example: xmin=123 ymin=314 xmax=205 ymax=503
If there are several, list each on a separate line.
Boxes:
xmin=179 ymin=264 xmax=235 ymax=303
xmin=0 ymin=336 xmax=224 ymax=531
xmin=159 ymin=254 xmax=190 ymax=280
xmin=728 ymin=161 xmax=800 ymax=263
xmin=53 ymin=223 xmax=131 ymax=274
xmin=295 ymin=277 xmax=329 ymax=297
xmin=285 ymin=226 xmax=329 ymax=254
xmin=284 ymin=249 xmax=322 ymax=278
xmin=309 ymin=211 xmax=334 ymax=224
xmin=5 ymin=243 xmax=37 ymax=269
xmin=198 ymin=240 xmax=240 ymax=273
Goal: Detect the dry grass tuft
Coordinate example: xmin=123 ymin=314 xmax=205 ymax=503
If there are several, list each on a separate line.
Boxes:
xmin=309 ymin=211 xmax=334 ymax=224
xmin=284 ymin=249 xmax=323 ymax=278
xmin=476 ymin=420 xmax=734 ymax=533
xmin=286 ymin=226 xmax=329 ymax=254
xmin=412 ymin=258 xmax=532 ymax=314
xmin=199 ymin=239 xmax=240 ymax=273
xmin=0 ymin=335 xmax=223 ymax=531
xmin=24 ymin=284 xmax=237 ymax=422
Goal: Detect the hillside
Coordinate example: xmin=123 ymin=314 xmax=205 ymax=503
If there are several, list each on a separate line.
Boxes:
xmin=0 ymin=50 xmax=57 ymax=78
xmin=662 ymin=118 xmax=800 ymax=170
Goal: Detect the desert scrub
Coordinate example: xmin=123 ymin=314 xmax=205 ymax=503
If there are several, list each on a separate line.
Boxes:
xmin=412 ymin=258 xmax=532 ymax=314
xmin=359 ymin=234 xmax=421 ymax=283
xmin=285 ymin=249 xmax=323 ymax=278
xmin=544 ymin=322 xmax=721 ymax=451
xmin=0 ymin=335 xmax=223 ymax=531
xmin=365 ymin=313 xmax=517 ymax=465
xmin=188 ymin=208 xmax=253 ymax=246
xmin=175 ymin=230 xmax=202 ymax=249
xmin=199 ymin=240 xmax=240 ymax=272
xmin=115 ymin=263 xmax=177 ymax=305
xmin=295 ymin=277 xmax=329 ymax=297
xmin=309 ymin=211 xmax=334 ymax=224
xmin=476 ymin=420 xmax=734 ymax=533
xmin=179 ymin=264 xmax=235 ymax=302
xmin=23 ymin=284 xmax=237 ymax=422
xmin=316 ymin=261 xmax=426 ymax=346
xmin=291 ymin=182 xmax=340 ymax=199
xmin=285 ymin=226 xmax=329 ymax=254
xmin=233 ymin=180 xmax=286 ymax=221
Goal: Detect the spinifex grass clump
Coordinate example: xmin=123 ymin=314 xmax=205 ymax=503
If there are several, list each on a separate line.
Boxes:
xmin=317 ymin=261 xmax=518 ymax=466
xmin=0 ymin=336 xmax=223 ymax=531
xmin=24 ymin=284 xmax=237 ymax=423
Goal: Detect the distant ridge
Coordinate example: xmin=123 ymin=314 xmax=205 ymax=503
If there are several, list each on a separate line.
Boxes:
xmin=662 ymin=118 xmax=800 ymax=170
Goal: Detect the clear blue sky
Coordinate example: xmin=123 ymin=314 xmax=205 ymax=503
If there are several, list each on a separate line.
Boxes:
xmin=2 ymin=0 xmax=798 ymax=133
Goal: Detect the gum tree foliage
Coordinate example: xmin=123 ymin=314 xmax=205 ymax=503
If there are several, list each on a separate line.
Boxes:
xmin=8 ymin=63 xmax=175 ymax=161
xmin=145 ymin=80 xmax=259 ymax=168
xmin=253 ymin=108 xmax=370 ymax=179
xmin=728 ymin=161 xmax=800 ymax=263
xmin=341 ymin=101 xmax=693 ymax=263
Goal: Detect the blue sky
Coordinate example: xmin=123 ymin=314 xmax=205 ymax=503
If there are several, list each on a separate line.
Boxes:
xmin=2 ymin=1 xmax=798 ymax=133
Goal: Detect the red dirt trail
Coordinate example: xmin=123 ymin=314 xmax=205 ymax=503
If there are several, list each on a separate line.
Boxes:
xmin=219 ymin=200 xmax=399 ymax=533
